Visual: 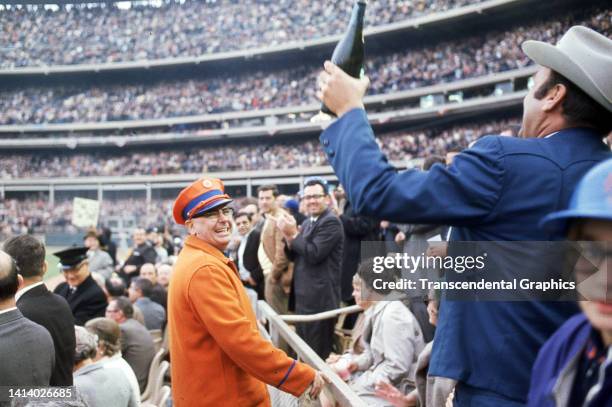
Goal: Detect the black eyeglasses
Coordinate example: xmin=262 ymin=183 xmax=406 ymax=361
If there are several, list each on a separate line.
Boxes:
xmin=303 ymin=194 xmax=326 ymax=201
xmin=193 ymin=207 xmax=234 ymax=221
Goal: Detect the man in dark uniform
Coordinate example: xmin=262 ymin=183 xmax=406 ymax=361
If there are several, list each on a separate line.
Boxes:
xmin=4 ymin=234 xmax=76 ymax=386
xmin=119 ymin=228 xmax=157 ymax=286
xmin=53 ymin=247 xmax=107 ymax=326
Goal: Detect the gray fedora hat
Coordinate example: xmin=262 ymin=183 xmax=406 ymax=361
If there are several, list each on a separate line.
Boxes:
xmin=522 ymin=26 xmax=612 ymax=112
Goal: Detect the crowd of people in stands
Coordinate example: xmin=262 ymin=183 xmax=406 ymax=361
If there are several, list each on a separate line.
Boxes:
xmin=1 ymin=151 xmax=611 ymax=405
xmin=0 ymin=197 xmax=176 ymax=238
xmin=0 ymin=8 xmax=608 ymax=125
xmin=0 ymin=230 xmax=174 ymax=405
xmin=0 ymin=118 xmax=520 ymax=180
xmin=0 ymin=0 xmax=482 ymax=68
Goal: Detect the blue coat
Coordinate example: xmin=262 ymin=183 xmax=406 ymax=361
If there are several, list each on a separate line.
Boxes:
xmin=319 ymin=108 xmax=611 ymax=402
xmin=528 ymin=314 xmax=612 ymax=407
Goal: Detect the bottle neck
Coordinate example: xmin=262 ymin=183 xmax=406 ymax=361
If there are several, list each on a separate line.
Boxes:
xmin=352 ymin=1 xmax=366 ymax=29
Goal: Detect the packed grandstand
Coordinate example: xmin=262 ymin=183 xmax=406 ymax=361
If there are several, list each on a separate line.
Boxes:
xmin=1 ymin=0 xmax=610 ymax=237
xmin=1 ymin=1 xmax=612 ymax=406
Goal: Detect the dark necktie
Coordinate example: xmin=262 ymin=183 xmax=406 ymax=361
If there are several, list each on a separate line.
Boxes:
xmin=68 ymin=286 xmax=77 ymax=297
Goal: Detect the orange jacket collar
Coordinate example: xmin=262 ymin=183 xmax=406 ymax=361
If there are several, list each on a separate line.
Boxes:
xmin=184 ymin=235 xmax=231 ymax=265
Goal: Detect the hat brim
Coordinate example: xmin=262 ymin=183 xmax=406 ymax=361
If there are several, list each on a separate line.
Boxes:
xmin=190 ymin=198 xmax=233 ymax=219
xmin=58 ymin=259 xmax=88 ymax=271
xmin=522 ymin=40 xmax=611 ymax=112
xmin=539 ymin=209 xmax=612 ymax=234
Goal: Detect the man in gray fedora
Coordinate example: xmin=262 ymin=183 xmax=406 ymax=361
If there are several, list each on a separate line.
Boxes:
xmin=316 ymin=26 xmax=612 ymax=406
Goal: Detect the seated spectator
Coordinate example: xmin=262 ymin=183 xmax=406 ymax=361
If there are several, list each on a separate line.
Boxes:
xmin=128 ymin=277 xmax=166 ymax=330
xmin=0 ymin=250 xmax=55 ymax=386
xmin=324 ymin=259 xmax=426 ymax=406
xmin=529 ymin=159 xmax=612 ymax=407
xmin=104 ymin=274 xmax=146 ymax=327
xmin=156 ymin=264 xmax=172 ymax=289
xmin=104 ymin=274 xmax=127 ymax=299
xmin=105 ymin=296 xmax=156 ymax=392
xmin=375 ymin=292 xmax=456 ymax=407
xmin=53 ymin=247 xmax=108 ymax=326
xmin=139 ymin=263 xmax=168 ymax=310
xmin=326 ymin=274 xmax=374 ymax=377
xmin=73 ymin=325 xmax=138 ymax=407
xmin=84 ymin=230 xmax=114 ymax=282
xmin=85 ymin=317 xmax=140 ymax=404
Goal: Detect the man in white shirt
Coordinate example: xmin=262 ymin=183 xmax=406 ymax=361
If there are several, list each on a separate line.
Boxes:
xmin=234 ymin=211 xmax=262 ymax=308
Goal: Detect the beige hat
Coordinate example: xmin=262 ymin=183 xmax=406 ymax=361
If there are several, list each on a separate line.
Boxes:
xmin=522 ymin=26 xmax=612 ymax=112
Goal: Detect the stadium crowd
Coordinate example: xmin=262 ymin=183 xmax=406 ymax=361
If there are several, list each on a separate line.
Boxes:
xmin=1 ymin=0 xmax=482 ymax=68
xmin=0 ymin=8 xmax=609 ymax=125
xmin=0 ymin=118 xmax=519 ymax=179
xmin=0 ymin=230 xmax=174 ymax=405
xmin=0 ymin=2 xmax=611 ymax=403
xmin=0 ymin=198 xmax=175 ymax=238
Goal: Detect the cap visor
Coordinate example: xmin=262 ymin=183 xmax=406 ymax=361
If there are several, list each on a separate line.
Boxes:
xmin=192 ymin=198 xmax=233 ymax=218
xmin=540 ymin=209 xmax=612 ymax=234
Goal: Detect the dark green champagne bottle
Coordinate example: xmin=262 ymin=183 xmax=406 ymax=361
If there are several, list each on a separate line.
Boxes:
xmin=320 ymin=0 xmax=367 ymax=117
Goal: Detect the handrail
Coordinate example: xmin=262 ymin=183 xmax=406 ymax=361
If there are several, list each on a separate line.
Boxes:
xmin=0 ymin=66 xmax=534 ymax=134
xmin=0 ymin=0 xmax=526 ymax=75
xmin=279 ymin=305 xmax=363 ymax=323
xmin=257 ymin=300 xmax=367 ymax=407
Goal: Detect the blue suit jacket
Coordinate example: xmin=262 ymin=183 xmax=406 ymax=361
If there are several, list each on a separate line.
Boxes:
xmin=320 ymin=108 xmax=611 ymax=402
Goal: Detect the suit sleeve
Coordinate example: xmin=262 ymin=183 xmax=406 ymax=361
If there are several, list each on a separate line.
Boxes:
xmin=320 ymin=108 xmax=505 ymax=226
xmin=367 ymin=311 xmax=420 ymax=386
xmin=339 ymin=212 xmax=377 ymax=238
xmin=244 ymin=232 xmax=264 ymax=284
xmin=188 ymin=265 xmax=315 ymax=396
xmin=289 ymin=217 xmax=343 ymax=265
xmin=271 ymin=220 xmax=291 ymax=280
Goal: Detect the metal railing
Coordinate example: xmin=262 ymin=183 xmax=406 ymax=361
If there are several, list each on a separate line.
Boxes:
xmin=257 ymin=301 xmax=366 ymax=407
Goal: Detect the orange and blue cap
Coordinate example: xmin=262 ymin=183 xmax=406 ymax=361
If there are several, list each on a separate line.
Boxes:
xmin=173 ymin=177 xmax=233 ymax=225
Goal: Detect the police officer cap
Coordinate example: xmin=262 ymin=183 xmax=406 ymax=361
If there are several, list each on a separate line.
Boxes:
xmin=53 ymin=247 xmax=89 ymax=271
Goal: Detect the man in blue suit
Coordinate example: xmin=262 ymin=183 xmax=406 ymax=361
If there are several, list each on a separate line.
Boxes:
xmin=316 ymin=26 xmax=612 ymax=406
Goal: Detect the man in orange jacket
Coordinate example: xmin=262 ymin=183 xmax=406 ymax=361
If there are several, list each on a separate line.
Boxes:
xmin=169 ymin=177 xmax=326 ymax=406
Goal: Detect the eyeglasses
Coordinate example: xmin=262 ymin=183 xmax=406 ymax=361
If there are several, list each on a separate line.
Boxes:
xmin=303 ymin=194 xmax=326 ymax=201
xmin=106 ymin=308 xmax=120 ymax=313
xmin=193 ymin=207 xmax=234 ymax=221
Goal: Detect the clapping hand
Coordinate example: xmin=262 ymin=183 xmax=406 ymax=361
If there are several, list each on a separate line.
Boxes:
xmin=375 ymin=381 xmax=417 ymax=407
xmin=274 ymin=212 xmax=298 ymax=241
